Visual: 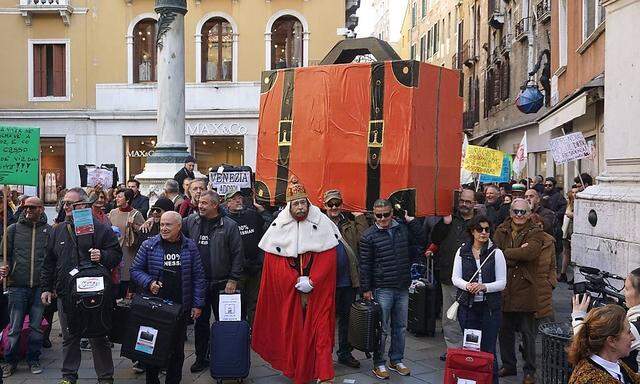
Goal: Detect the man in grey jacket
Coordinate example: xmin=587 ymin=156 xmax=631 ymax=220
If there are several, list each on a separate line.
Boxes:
xmin=182 ymin=190 xmax=244 ymax=373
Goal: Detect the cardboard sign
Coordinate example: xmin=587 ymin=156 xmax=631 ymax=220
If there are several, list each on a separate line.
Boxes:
xmin=463 ymin=146 xmax=504 ymax=176
xmin=72 ymin=208 xmax=94 ymax=235
xmin=86 ymin=168 xmax=114 ymax=188
xmin=76 ymin=276 xmax=105 ymax=293
xmin=218 ymin=293 xmax=242 ymax=321
xmin=209 ymin=171 xmax=251 ymax=195
xmin=0 ymin=126 xmax=40 ymax=186
xmin=479 ymin=153 xmax=512 ymax=183
xmin=549 ymin=132 xmax=592 ymax=164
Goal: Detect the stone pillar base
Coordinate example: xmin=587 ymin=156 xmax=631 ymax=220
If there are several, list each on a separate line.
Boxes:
xmin=135 ymin=147 xmax=205 ymax=199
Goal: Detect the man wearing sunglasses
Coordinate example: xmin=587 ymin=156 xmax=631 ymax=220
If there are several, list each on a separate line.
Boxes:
xmin=1 ymin=197 xmax=51 ymax=378
xmin=360 ymin=198 xmax=424 ymax=379
xmin=322 ymin=189 xmax=368 ymax=369
xmin=542 ymin=177 xmax=567 ymax=227
xmin=493 ymin=198 xmax=546 ymax=384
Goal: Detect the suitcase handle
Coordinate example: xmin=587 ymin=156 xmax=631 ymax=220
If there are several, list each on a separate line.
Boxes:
xmin=424 ymin=257 xmax=435 ymax=285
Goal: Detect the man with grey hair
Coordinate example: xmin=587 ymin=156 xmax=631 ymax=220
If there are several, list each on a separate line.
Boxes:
xmin=493 ymin=198 xmax=546 ymax=384
xmin=359 ymin=198 xmax=424 ymax=379
xmin=162 ymin=179 xmax=184 ymax=210
xmin=182 ymin=189 xmax=244 ymax=373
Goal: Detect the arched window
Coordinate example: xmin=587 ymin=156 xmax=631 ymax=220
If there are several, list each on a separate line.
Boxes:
xmin=201 ymin=17 xmax=233 ymax=82
xmin=271 ymin=16 xmax=303 ymax=69
xmin=133 ymin=19 xmax=157 ymax=83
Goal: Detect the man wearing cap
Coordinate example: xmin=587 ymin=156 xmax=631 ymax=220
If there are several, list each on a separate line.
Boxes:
xmin=173 ymin=155 xmax=196 ymax=195
xmin=40 ymin=187 xmax=122 ymax=384
xmin=182 ymin=190 xmax=244 ymax=373
xmin=224 ymin=187 xmax=268 ymax=326
xmin=253 ymin=177 xmax=341 ymax=384
xmin=323 ymin=189 xmax=367 ymax=368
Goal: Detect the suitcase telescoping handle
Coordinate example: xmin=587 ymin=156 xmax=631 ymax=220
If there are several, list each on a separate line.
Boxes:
xmin=424 ymin=257 xmax=435 ymax=285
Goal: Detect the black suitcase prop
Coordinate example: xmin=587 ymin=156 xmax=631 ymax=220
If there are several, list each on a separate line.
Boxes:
xmin=408 ymin=257 xmax=438 ymax=337
xmin=348 ymin=299 xmax=382 ymax=357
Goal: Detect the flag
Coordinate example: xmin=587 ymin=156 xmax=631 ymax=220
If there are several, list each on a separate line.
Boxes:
xmin=512 ymin=132 xmax=528 ymax=177
xmin=460 ymin=134 xmax=474 ymax=185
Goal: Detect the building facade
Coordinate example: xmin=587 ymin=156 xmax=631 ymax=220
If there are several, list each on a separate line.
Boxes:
xmin=370 ymin=0 xmax=408 ymax=53
xmin=0 ymin=0 xmax=356 ymax=203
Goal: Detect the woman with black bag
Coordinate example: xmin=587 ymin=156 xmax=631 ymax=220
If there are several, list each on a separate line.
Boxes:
xmin=451 ymin=215 xmax=507 ymax=384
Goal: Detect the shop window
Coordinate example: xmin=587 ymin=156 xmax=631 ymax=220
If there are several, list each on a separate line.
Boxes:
xmin=124 ymin=136 xmax=157 ymax=180
xmin=191 ymin=136 xmax=244 ymax=173
xmin=201 ymin=17 xmax=233 ymax=82
xmin=271 ymin=16 xmax=303 ymax=69
xmin=40 ymin=137 xmax=66 ymax=204
xmin=32 ymin=43 xmax=66 ymax=98
xmin=133 ymin=19 xmax=157 ymax=83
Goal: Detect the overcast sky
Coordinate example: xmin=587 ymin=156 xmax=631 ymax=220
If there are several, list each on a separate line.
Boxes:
xmin=356 ymin=0 xmax=408 ymax=41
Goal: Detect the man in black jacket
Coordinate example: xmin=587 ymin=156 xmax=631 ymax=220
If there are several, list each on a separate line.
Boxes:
xmin=484 ymin=185 xmax=509 ymax=227
xmin=542 ymin=177 xmax=567 ymax=225
xmin=173 ymin=155 xmax=196 ymax=194
xmin=360 ymin=199 xmax=424 ymax=379
xmin=1 ymin=197 xmax=50 ymax=377
xmin=40 ymin=188 xmax=122 ymax=384
xmin=182 ymin=190 xmax=244 ymax=373
xmin=127 ymin=179 xmax=149 ymax=219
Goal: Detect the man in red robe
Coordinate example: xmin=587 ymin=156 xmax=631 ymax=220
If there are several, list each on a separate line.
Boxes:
xmin=252 ymin=177 xmax=340 ymax=384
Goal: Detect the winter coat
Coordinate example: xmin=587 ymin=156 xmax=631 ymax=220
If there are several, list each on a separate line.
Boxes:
xmin=568 ymin=359 xmax=640 ymax=384
xmin=484 ymin=201 xmax=509 ymax=228
xmin=534 ymin=232 xmax=557 ymax=319
xmin=543 ymin=188 xmax=568 ymax=223
xmin=532 ymin=205 xmax=556 ymax=236
xmin=359 ymin=219 xmax=424 ymax=292
xmin=173 ymin=168 xmax=195 ymax=194
xmin=493 ymin=218 xmax=546 ymax=312
xmin=130 ymin=234 xmax=206 ymax=311
xmin=40 ymin=217 xmax=122 ymax=296
xmin=430 ymin=213 xmax=473 ymax=285
xmin=332 ymin=212 xmax=368 ymax=288
xmin=182 ymin=213 xmax=244 ymax=283
xmin=131 ymin=193 xmax=150 ymax=220
xmin=2 ymin=212 xmax=51 ymax=288
xmin=227 ymin=208 xmax=266 ymax=274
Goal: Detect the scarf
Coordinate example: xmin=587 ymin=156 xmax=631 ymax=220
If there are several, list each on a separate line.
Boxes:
xmin=119 ymin=205 xmax=133 ymax=213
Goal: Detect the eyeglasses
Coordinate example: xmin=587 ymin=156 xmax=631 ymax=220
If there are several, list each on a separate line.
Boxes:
xmin=544 ymin=183 xmax=553 ymax=187
xmin=459 ymin=199 xmax=475 ymax=206
xmin=512 ymin=209 xmax=528 ymax=216
xmin=150 ymin=208 xmax=162 ymax=214
xmin=375 ymin=212 xmax=392 ymax=219
xmin=475 ymin=226 xmax=490 ymax=233
xmin=327 ymin=201 xmax=342 ymax=209
xmin=62 ymin=200 xmax=82 ymax=206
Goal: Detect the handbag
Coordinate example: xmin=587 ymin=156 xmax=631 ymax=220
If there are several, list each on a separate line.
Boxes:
xmin=446 ymin=249 xmax=497 ymax=321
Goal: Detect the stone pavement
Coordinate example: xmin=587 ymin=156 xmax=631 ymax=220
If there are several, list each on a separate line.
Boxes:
xmin=3 ymin=283 xmax=574 ymax=384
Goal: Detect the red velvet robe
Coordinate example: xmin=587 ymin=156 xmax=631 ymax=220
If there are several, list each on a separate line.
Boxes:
xmin=252 ymin=249 xmax=337 ymax=383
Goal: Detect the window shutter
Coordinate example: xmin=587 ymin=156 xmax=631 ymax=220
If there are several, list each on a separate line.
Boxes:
xmin=33 ymin=45 xmax=45 ymax=97
xmin=493 ymin=66 xmax=501 ymax=106
xmin=501 ymin=59 xmax=510 ymax=100
xmin=53 ymin=44 xmax=66 ymax=97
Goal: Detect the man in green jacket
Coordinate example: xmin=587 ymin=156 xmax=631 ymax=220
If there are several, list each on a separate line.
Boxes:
xmin=323 ymin=189 xmax=367 ymax=368
xmin=1 ymin=197 xmax=51 ymax=377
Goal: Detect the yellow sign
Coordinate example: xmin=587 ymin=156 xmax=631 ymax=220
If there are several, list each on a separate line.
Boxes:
xmin=463 ymin=145 xmax=504 ymax=176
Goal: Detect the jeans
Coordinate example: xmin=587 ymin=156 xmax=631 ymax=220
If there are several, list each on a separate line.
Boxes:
xmin=146 ymin=317 xmax=186 ymax=384
xmin=5 ymin=287 xmax=45 ymax=365
xmin=335 ymin=286 xmax=356 ymax=360
xmin=373 ymin=288 xmax=408 ymax=366
xmin=499 ymin=311 xmax=537 ymax=376
xmin=441 ymin=284 xmax=463 ymax=349
xmin=194 ymin=282 xmax=226 ymax=362
xmin=458 ymin=301 xmax=501 ymax=384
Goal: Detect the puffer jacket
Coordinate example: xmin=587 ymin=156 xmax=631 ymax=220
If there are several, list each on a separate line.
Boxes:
xmin=130 ymin=234 xmax=206 ymax=311
xmin=359 ymin=219 xmax=424 ymax=292
xmin=2 ymin=212 xmax=51 ymax=288
xmin=493 ymin=218 xmax=546 ymax=312
xmin=534 ymin=231 xmax=557 ymax=319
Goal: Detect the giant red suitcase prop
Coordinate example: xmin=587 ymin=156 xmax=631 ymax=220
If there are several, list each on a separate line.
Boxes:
xmin=444 ymin=348 xmax=494 ymax=384
xmin=255 ymin=58 xmax=462 ymax=217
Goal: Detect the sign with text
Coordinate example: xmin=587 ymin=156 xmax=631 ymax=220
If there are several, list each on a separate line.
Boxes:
xmin=72 ymin=208 xmax=95 ymax=236
xmin=86 ymin=168 xmax=114 ymax=188
xmin=549 ymin=132 xmax=592 ymax=164
xmin=209 ymin=171 xmax=252 ymax=195
xmin=0 ymin=126 xmax=40 ymax=186
xmin=479 ymin=153 xmax=512 ymax=183
xmin=463 ymin=145 xmax=504 ymax=176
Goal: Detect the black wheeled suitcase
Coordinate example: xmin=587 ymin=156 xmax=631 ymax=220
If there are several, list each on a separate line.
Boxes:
xmin=210 ymin=320 xmax=251 ymax=383
xmin=121 ymin=295 xmax=183 ymax=367
xmin=348 ymin=299 xmax=382 ymax=354
xmin=408 ymin=258 xmax=438 ymax=337
xmin=108 ymin=299 xmax=131 ymax=345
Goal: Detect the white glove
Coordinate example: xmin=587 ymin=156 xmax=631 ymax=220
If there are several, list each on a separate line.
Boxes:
xmin=295 ymin=276 xmax=314 ymax=293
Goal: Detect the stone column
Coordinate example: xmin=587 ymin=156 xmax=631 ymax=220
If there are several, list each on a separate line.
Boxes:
xmin=572 ymin=0 xmax=640 ymax=276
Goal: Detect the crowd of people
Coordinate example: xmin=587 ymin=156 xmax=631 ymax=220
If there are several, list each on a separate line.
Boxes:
xmin=0 ymin=158 xmax=633 ymax=384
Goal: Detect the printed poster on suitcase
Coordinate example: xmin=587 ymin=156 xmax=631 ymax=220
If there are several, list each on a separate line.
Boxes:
xmin=135 ymin=326 xmax=159 ymax=355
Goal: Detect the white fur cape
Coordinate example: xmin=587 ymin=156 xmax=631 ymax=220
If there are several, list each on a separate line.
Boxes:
xmin=259 ymin=203 xmax=342 ymax=257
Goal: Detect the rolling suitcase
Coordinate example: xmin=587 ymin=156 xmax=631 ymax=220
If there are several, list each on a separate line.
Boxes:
xmin=108 ymin=299 xmax=131 ymax=345
xmin=408 ymin=258 xmax=438 ymax=337
xmin=121 ymin=295 xmax=183 ymax=368
xmin=444 ymin=348 xmax=494 ymax=384
xmin=210 ymin=320 xmax=251 ymax=383
xmin=348 ymin=299 xmax=381 ymax=354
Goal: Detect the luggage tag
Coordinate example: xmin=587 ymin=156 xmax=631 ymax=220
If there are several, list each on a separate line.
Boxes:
xmin=135 ymin=326 xmax=159 ymax=355
xmin=462 ymin=329 xmax=482 ymax=351
xmin=457 ymin=379 xmax=477 ymax=384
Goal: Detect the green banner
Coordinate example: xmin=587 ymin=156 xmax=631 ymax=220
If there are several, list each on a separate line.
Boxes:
xmin=0 ymin=126 xmax=40 ymax=186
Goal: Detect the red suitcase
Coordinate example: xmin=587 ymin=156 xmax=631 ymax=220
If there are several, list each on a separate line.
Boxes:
xmin=444 ymin=348 xmax=494 ymax=384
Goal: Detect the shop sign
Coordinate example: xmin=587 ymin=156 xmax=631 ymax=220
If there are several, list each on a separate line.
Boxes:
xmin=127 ymin=150 xmax=154 ymax=158
xmin=186 ymin=122 xmax=248 ymax=136
xmin=0 ymin=125 xmax=40 ymax=186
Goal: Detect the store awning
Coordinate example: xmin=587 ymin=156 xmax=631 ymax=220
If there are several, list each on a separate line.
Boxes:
xmin=538 ymin=92 xmax=587 ymax=134
xmin=474 ymin=132 xmax=497 ymax=147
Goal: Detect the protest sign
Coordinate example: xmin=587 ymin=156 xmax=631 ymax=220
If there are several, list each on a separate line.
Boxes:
xmin=72 ymin=208 xmax=95 ymax=236
xmin=86 ymin=168 xmax=114 ymax=188
xmin=0 ymin=126 xmax=40 ymax=186
xmin=480 ymin=153 xmax=512 ymax=183
xmin=463 ymin=145 xmax=504 ymax=176
xmin=209 ymin=171 xmax=252 ymax=195
xmin=549 ymin=132 xmax=592 ymax=164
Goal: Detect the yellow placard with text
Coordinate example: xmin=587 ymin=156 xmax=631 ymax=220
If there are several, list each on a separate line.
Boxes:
xmin=463 ymin=145 xmax=504 ymax=176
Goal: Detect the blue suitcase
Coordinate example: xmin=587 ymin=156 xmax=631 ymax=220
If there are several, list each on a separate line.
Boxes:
xmin=210 ymin=320 xmax=251 ymax=383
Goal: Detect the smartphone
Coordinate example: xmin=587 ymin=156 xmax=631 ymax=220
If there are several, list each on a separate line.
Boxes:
xmin=573 ymin=281 xmax=588 ymax=303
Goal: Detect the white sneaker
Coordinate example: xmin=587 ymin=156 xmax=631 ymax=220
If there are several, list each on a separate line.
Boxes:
xmin=388 ymin=362 xmax=411 ymax=376
xmin=372 ymin=365 xmax=390 ymax=379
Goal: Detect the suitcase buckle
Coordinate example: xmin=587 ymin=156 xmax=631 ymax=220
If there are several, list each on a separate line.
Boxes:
xmin=278 ymin=120 xmax=293 ymax=146
xmin=368 ymin=120 xmax=384 ymax=148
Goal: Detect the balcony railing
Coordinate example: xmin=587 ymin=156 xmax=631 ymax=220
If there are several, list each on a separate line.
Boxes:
xmin=500 ymin=34 xmax=512 ymax=54
xmin=536 ymin=0 xmax=551 ymax=23
xmin=488 ymin=0 xmax=504 ymax=29
xmin=18 ymin=0 xmax=72 ymax=25
xmin=462 ymin=40 xmax=478 ymax=67
xmin=515 ymin=17 xmax=532 ymax=41
xmin=452 ymin=53 xmax=460 ymax=70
